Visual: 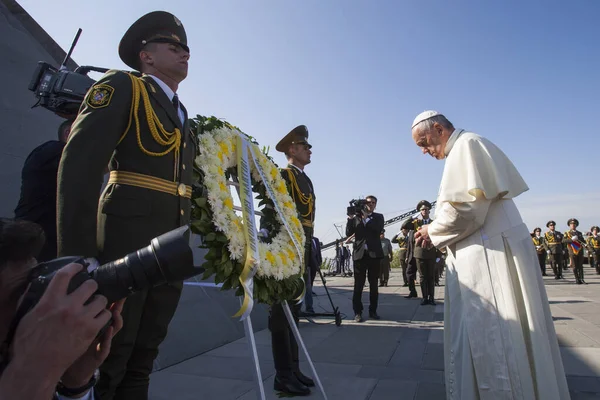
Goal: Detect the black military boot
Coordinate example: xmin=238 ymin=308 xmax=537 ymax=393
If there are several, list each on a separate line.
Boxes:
xmin=405 ymin=281 xmax=417 ymax=298
xmin=274 ymin=373 xmax=310 ymax=396
xmin=294 ymin=371 xmax=315 ymax=387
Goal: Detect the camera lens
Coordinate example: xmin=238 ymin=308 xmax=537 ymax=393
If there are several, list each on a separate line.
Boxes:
xmin=91 ymin=226 xmax=201 ymax=303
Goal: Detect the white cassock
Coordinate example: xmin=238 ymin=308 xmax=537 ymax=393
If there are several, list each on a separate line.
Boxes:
xmin=428 ymin=129 xmax=570 ymax=400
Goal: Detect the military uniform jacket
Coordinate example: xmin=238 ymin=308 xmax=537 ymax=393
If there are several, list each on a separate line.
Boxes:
xmin=391 ymin=233 xmax=408 ymax=249
xmin=544 ymin=230 xmax=563 ymax=254
xmin=57 ymin=70 xmax=196 ymax=262
xmin=531 ymin=235 xmax=546 ymax=254
xmin=588 ymin=235 xmax=600 ymax=253
xmin=281 ymin=164 xmax=315 ymax=240
xmin=411 ymin=217 xmax=438 ymax=260
xmin=563 ymin=229 xmax=585 ymax=257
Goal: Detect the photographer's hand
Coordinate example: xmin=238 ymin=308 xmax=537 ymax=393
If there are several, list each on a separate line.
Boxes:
xmin=6 ymin=263 xmax=112 ymax=395
xmin=61 ymin=299 xmax=125 ymax=394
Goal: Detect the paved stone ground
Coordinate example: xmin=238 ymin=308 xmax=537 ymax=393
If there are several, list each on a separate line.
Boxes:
xmin=150 ymin=265 xmax=600 ymax=399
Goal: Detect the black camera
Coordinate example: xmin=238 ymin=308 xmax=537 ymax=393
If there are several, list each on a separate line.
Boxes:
xmin=27 ymin=225 xmax=199 ymax=306
xmin=347 ymin=199 xmax=368 ymax=216
xmin=27 ymin=29 xmax=108 ymax=117
xmin=0 ymin=226 xmax=201 ymax=373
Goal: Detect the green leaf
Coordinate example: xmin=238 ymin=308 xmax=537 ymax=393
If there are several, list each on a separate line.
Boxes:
xmin=194 ymin=197 xmax=207 ymax=208
xmin=205 ymin=232 xmax=216 ymax=242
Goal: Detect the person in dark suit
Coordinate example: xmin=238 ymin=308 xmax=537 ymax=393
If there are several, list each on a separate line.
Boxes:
xmin=14 ymin=119 xmax=73 ymax=262
xmin=310 ymin=236 xmax=322 ymax=286
xmin=57 ymin=11 xmax=196 ymax=400
xmin=346 ymin=195 xmax=385 ymax=322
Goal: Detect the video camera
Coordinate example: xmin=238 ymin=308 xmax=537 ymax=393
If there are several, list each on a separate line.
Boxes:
xmin=27 ymin=28 xmax=108 ymax=117
xmin=0 ymin=225 xmax=201 ymax=373
xmin=347 ymin=199 xmax=369 ymax=216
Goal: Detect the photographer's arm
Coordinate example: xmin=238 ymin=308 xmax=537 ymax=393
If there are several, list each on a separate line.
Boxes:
xmin=57 ymin=70 xmax=133 ymax=258
xmin=0 ymin=264 xmax=112 ymax=399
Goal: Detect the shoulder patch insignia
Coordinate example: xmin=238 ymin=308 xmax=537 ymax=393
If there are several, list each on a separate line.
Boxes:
xmin=86 ymin=84 xmax=115 ymax=109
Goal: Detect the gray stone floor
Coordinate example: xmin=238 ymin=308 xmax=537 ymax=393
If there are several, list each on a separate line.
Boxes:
xmin=150 ymin=266 xmax=600 ymax=399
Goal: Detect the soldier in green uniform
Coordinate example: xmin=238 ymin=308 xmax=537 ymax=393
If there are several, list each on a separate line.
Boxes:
xmin=391 ymin=225 xmax=409 ymax=286
xmin=410 ymin=200 xmax=439 ymax=305
xmin=563 ymin=218 xmax=586 ymax=284
xmin=531 ymin=227 xmax=547 ymax=276
xmin=544 ymin=221 xmax=564 ymax=279
xmin=263 ymin=125 xmax=315 ymax=396
xmin=56 ymin=11 xmax=195 ymax=399
xmin=379 ymin=229 xmax=393 ymax=287
xmin=587 ymin=226 xmax=600 ymax=274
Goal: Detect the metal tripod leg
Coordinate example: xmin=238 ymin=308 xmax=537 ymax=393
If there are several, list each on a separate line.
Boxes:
xmin=300 ymin=268 xmax=342 ymax=326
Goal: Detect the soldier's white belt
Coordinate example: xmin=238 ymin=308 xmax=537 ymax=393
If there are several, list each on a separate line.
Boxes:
xmin=108 ymin=170 xmax=192 ymax=199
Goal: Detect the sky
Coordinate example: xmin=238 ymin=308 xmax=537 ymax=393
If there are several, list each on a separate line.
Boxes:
xmin=19 ymin=0 xmax=600 ymax=259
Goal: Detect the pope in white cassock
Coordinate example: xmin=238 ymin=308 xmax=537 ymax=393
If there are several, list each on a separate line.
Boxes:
xmin=411 ymin=111 xmax=570 ymax=400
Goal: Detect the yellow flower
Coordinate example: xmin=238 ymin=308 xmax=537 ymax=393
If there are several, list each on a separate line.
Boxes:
xmin=219 ymin=142 xmax=229 ymax=155
xmin=219 ymin=181 xmax=226 ymax=191
xmin=224 ymin=198 xmax=233 ymax=209
xmin=286 ymin=248 xmax=295 ymax=260
xmin=279 ymin=252 xmax=288 ymax=265
xmin=217 ymin=152 xmax=223 ymax=162
xmin=265 ymin=251 xmax=276 ymax=264
xmin=283 ymin=201 xmax=293 ymax=209
xmin=277 ymin=181 xmax=287 ymax=194
xmin=217 ymin=166 xmax=224 ymax=176
xmin=270 ymin=167 xmax=278 ymax=179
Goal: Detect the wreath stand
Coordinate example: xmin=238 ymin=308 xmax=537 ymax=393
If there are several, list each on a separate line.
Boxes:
xmin=194 ymin=177 xmax=328 ymax=399
xmin=185 ymin=282 xmax=328 ymax=400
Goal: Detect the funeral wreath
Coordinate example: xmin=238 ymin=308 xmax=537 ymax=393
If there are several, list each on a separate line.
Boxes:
xmin=189 ymin=115 xmax=306 ymax=315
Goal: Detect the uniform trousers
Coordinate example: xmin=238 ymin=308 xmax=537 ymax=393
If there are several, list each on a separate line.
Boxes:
xmin=379 ymin=257 xmax=391 ymax=285
xmin=537 ymin=252 xmax=547 ymax=275
xmin=592 ymin=249 xmax=600 ymax=274
xmin=352 ymin=255 xmax=380 ymax=314
xmin=570 ymin=252 xmax=585 ymax=283
xmin=97 ymin=281 xmax=183 ymax=400
xmin=398 ymin=249 xmax=408 ymax=285
xmin=548 ymin=250 xmax=563 ymax=278
xmin=269 ymin=235 xmax=311 ymax=376
xmin=269 ymin=302 xmax=302 ymax=375
xmin=416 ymin=258 xmax=436 ymax=301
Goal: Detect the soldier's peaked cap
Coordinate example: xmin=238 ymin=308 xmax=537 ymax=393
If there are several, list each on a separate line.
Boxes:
xmin=546 ymin=220 xmax=556 ymax=228
xmin=568 ymin=218 xmax=579 ymax=227
xmin=119 ymin=11 xmax=189 ymax=71
xmin=276 ymin=125 xmax=312 ymax=152
xmin=416 ymin=200 xmax=432 ymax=211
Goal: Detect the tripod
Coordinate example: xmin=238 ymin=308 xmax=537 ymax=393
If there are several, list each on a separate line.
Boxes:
xmin=300 ymin=267 xmax=342 ymax=326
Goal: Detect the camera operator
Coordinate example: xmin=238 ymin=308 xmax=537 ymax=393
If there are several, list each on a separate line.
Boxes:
xmin=346 ymin=196 xmax=385 ymax=322
xmin=14 ymin=119 xmax=73 ymax=262
xmin=0 ymin=219 xmax=123 ymax=400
